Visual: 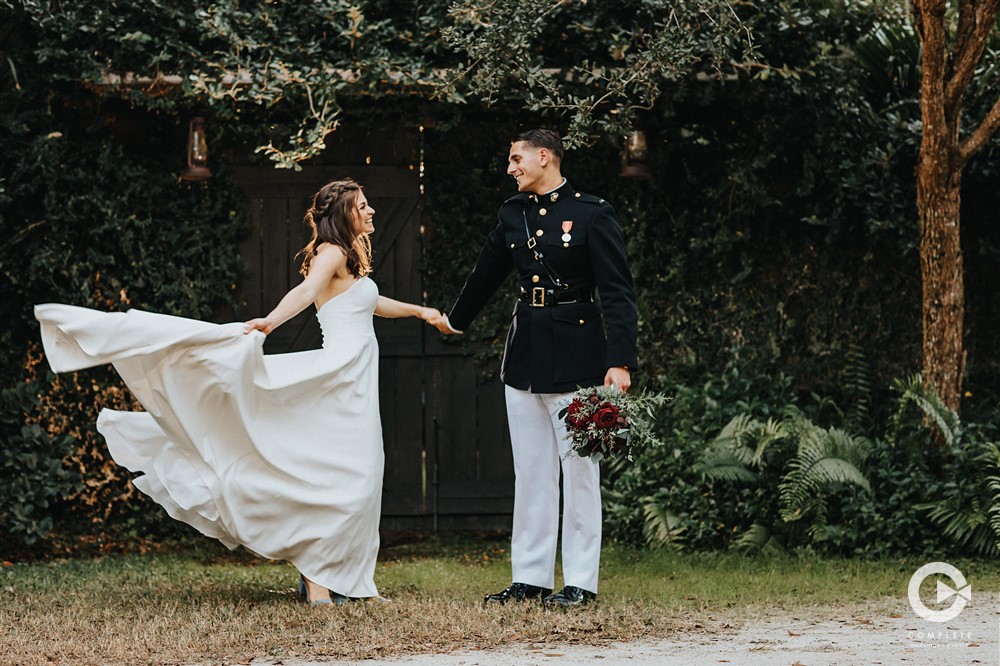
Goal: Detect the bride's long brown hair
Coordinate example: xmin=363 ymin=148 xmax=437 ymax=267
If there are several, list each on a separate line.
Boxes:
xmin=297 ymin=178 xmax=373 ymax=278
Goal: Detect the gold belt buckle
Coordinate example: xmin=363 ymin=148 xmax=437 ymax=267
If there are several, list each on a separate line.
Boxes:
xmin=531 ymin=287 xmax=546 ymax=307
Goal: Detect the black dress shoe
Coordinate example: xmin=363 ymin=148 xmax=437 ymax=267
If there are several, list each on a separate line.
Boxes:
xmin=483 ymin=582 xmax=552 ymax=606
xmin=543 ymin=585 xmax=596 ymax=608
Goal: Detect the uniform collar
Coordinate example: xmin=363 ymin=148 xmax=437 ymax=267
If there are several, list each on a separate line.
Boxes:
xmin=526 ymin=179 xmax=574 ymax=205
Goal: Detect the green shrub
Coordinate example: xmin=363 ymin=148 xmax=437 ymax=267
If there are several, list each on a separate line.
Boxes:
xmin=0 ymin=103 xmax=247 ymax=552
xmin=602 ymin=360 xmax=797 ymax=551
xmin=0 ymin=377 xmax=80 ymax=546
xmin=605 ymin=371 xmax=1000 ymax=559
xmin=862 ymin=376 xmax=1000 ymax=558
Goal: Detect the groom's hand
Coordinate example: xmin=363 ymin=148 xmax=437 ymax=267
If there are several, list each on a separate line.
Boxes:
xmin=604 ymin=366 xmax=631 ymax=393
xmin=438 ymin=312 xmax=464 ymax=335
xmin=426 ymin=311 xmax=462 ymax=335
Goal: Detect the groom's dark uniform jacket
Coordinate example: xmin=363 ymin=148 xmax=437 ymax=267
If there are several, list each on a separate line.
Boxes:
xmin=449 ymin=180 xmax=638 ymax=394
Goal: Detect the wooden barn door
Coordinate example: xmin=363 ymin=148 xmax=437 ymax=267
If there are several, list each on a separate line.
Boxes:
xmin=232 ymin=159 xmax=513 ymax=530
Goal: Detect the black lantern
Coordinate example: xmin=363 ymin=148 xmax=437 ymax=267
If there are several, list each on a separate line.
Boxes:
xmin=619 ymin=129 xmax=652 ymax=179
xmin=180 ymin=117 xmax=212 ymax=181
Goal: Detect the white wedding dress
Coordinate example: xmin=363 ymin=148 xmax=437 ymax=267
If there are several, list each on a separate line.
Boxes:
xmin=35 ymin=277 xmax=383 ymax=598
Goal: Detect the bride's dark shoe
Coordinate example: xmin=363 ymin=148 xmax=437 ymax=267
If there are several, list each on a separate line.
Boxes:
xmin=300 ymin=573 xmax=362 ymax=606
xmin=301 ymin=575 xmax=340 ymax=607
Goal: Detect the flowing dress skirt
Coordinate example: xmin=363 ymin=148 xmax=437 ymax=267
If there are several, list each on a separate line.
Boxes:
xmin=35 ymin=277 xmax=384 ymax=597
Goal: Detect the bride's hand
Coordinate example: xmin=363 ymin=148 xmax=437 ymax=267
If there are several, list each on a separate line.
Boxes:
xmin=421 ymin=308 xmax=459 ymax=335
xmin=244 ymin=318 xmax=274 ymax=335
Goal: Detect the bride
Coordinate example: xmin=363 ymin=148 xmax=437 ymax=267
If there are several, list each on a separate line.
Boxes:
xmin=36 ymin=178 xmax=451 ymax=606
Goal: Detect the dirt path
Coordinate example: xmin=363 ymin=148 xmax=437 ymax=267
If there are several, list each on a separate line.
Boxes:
xmin=247 ymin=599 xmax=998 ymax=666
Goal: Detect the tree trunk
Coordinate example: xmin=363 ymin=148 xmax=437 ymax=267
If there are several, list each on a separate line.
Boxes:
xmin=915 ymin=0 xmax=966 ymax=413
xmin=913 ymin=1 xmax=1000 ymax=414
xmin=916 ymin=161 xmax=965 ymax=412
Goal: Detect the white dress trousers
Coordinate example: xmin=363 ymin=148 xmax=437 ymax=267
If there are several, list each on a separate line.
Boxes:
xmin=504 ymin=385 xmax=602 ymax=593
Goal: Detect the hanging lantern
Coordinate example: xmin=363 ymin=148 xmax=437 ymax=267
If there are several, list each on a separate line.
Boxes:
xmin=619 ymin=129 xmax=652 ymax=179
xmin=180 ymin=117 xmax=212 ymax=181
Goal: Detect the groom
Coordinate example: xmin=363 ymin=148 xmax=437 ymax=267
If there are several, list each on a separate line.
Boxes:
xmin=441 ymin=128 xmax=638 ymax=608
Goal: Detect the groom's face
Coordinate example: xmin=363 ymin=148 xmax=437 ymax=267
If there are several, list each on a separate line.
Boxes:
xmin=507 ymin=141 xmax=548 ymax=193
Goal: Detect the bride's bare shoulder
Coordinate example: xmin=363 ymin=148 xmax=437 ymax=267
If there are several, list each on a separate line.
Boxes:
xmin=313 ymin=243 xmax=349 ymax=267
xmin=315 ymin=242 xmax=347 ymax=258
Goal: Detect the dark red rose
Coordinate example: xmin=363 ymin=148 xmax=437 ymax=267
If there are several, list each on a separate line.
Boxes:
xmin=593 ymin=403 xmax=619 ymax=429
xmin=588 ymin=393 xmax=601 ymax=405
xmin=565 ymin=399 xmax=590 ymax=427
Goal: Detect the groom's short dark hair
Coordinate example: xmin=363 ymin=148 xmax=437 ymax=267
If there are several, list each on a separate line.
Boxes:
xmin=514 ymin=129 xmax=564 ymax=163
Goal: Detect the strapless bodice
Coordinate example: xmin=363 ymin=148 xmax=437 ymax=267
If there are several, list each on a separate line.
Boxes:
xmin=316 ymin=277 xmax=378 ymax=345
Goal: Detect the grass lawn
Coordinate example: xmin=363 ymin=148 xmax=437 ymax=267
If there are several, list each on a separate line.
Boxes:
xmin=3 ymin=532 xmax=999 ymax=665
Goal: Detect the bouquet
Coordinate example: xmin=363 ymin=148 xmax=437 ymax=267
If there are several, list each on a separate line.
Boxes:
xmin=558 ymin=385 xmax=668 ymax=462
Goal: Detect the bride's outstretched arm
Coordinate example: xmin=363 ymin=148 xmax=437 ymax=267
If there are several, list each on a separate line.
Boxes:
xmin=375 ymin=296 xmax=456 ymax=333
xmin=244 ymin=246 xmax=344 ymax=335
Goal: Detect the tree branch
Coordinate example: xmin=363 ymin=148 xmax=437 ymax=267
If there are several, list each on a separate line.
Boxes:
xmin=959 ymin=91 xmax=1000 ymax=164
xmin=944 ymin=0 xmax=1000 ymax=113
xmin=951 ymin=0 xmax=977 ymax=76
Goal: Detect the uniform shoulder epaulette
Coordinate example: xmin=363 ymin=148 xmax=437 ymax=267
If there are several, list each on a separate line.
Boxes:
xmin=574 ymin=192 xmax=608 ymax=206
xmin=501 ymin=193 xmax=532 ymax=206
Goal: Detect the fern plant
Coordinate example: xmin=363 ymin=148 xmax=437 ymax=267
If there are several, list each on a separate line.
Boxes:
xmin=890 ymin=375 xmax=1000 ymax=556
xmin=889 ymin=374 xmax=961 ymax=448
xmin=629 ymin=373 xmax=1000 ymax=557
xmin=987 ymin=443 xmax=1000 ymax=550
xmin=693 ymin=407 xmax=873 ymax=551
xmin=778 ymin=419 xmax=872 ymax=539
xmin=641 ymin=499 xmax=686 ymax=551
xmin=695 ymin=413 xmax=787 ymax=482
xmin=841 ymin=341 xmax=874 ymax=433
xmin=734 ymin=523 xmax=786 ymax=555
